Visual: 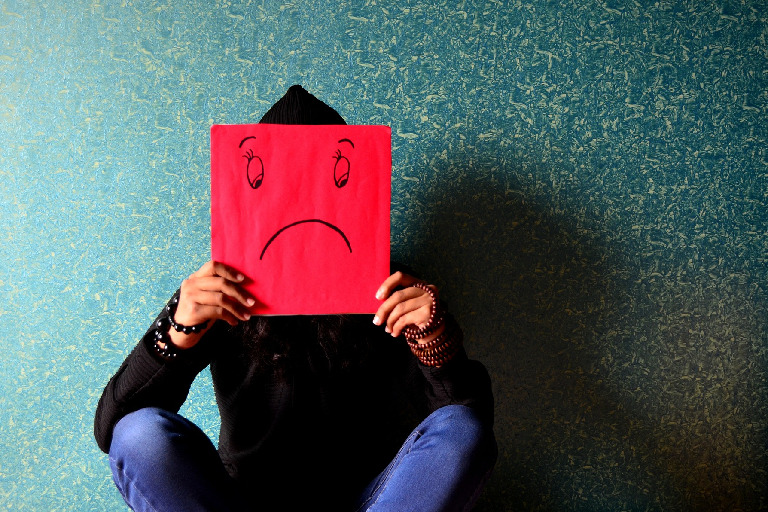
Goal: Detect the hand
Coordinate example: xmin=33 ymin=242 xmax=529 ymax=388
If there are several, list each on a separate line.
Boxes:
xmin=167 ymin=261 xmax=255 ymax=349
xmin=373 ymin=271 xmax=441 ymax=338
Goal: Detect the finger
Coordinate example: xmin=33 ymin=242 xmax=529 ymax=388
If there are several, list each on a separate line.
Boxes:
xmin=178 ymin=303 xmax=245 ymax=327
xmin=391 ymin=305 xmax=432 ymax=338
xmin=188 ymin=276 xmax=255 ymax=308
xmin=177 ymin=289 xmax=252 ymax=324
xmin=195 ymin=289 xmax=253 ymax=321
xmin=190 ymin=260 xmax=246 ymax=282
xmin=374 ymin=271 xmax=420 ymax=301
xmin=373 ymin=287 xmax=420 ymax=326
xmin=210 ymin=261 xmax=246 ymax=282
xmin=374 ymin=287 xmax=431 ymax=331
xmin=386 ymin=295 xmax=432 ymax=335
xmin=190 ymin=260 xmax=215 ymax=278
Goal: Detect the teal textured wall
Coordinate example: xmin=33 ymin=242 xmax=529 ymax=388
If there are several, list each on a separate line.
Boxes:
xmin=1 ymin=1 xmax=766 ymax=510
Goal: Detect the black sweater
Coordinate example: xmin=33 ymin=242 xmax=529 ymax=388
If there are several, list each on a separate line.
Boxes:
xmin=94 ymin=296 xmax=494 ymax=510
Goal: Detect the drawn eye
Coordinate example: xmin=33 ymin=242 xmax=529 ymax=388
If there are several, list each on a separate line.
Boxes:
xmin=333 ymin=149 xmax=350 ymax=188
xmin=243 ymin=149 xmax=264 ymax=189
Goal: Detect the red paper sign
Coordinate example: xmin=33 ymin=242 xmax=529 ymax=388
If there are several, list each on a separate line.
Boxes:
xmin=211 ymin=124 xmax=391 ymax=315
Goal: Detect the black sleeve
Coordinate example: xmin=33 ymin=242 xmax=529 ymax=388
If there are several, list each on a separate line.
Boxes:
xmin=416 ymin=318 xmax=495 ymax=426
xmin=93 ymin=295 xmax=218 ymax=453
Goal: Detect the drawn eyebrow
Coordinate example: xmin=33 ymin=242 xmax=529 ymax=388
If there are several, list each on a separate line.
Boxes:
xmin=338 ymin=138 xmax=354 ymax=149
xmin=239 ymin=136 xmax=257 ymax=148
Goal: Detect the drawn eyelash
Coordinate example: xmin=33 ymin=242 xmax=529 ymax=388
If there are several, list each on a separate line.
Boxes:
xmin=243 ymin=149 xmax=264 ymax=189
xmin=333 ymin=149 xmax=350 ymax=188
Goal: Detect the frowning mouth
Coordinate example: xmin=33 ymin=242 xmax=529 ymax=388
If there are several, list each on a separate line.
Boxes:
xmin=259 ymin=219 xmax=352 ymax=260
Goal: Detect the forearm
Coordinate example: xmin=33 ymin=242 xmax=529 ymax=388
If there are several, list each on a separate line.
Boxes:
xmin=419 ymin=348 xmax=495 ymax=425
xmin=93 ymin=301 xmax=216 ymax=453
xmin=415 ymin=318 xmax=495 ymax=425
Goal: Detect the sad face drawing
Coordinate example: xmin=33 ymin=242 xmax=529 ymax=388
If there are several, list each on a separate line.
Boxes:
xmin=239 ymin=135 xmax=355 ymax=260
xmin=211 ymin=124 xmax=391 ymax=315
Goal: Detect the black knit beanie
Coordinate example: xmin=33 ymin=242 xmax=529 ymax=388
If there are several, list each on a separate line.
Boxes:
xmin=259 ymin=85 xmax=347 ymax=125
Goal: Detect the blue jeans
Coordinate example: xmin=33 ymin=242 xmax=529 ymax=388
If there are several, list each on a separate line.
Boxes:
xmin=109 ymin=405 xmax=497 ymax=511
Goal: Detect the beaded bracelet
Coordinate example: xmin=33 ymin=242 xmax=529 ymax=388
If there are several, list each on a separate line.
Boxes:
xmin=406 ymin=327 xmax=450 ymax=353
xmin=402 ymin=282 xmax=444 ymax=340
xmin=166 ymin=296 xmax=209 ymax=335
xmin=411 ymin=334 xmax=461 ymax=367
xmin=406 ymin=316 xmax=463 ymax=367
xmin=418 ymin=343 xmax=461 ymax=366
xmin=151 ymin=294 xmax=209 ymax=361
xmin=410 ymin=340 xmax=454 ymax=358
xmin=152 ymin=317 xmax=179 ymax=360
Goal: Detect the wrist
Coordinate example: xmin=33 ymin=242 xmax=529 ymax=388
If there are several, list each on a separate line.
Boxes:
xmin=152 ymin=317 xmax=180 ymax=360
xmin=167 ymin=329 xmax=203 ymax=350
xmin=406 ymin=316 xmax=462 ymax=367
xmin=166 ymin=295 xmax=209 ymax=335
xmin=151 ymin=293 xmax=210 ymax=360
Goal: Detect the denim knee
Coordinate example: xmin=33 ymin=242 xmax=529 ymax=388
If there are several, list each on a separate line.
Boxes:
xmin=354 ymin=406 xmax=498 ymax=512
xmin=422 ymin=405 xmax=498 ymax=469
xmin=110 ymin=407 xmax=184 ymax=468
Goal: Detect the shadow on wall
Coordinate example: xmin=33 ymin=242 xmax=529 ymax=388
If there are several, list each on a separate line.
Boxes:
xmin=404 ymin=158 xmax=758 ymax=510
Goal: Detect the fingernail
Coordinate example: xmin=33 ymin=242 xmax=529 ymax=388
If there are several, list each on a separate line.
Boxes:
xmin=375 ymin=288 xmax=385 ymax=300
xmin=246 ymin=298 xmax=255 ymax=306
xmin=236 ymin=273 xmax=244 ymax=281
xmin=372 ymin=316 xmax=380 ymax=325
xmin=384 ymin=326 xmax=391 ymax=334
xmin=244 ymin=313 xmax=251 ymax=320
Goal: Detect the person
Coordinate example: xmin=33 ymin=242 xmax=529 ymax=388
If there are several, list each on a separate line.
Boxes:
xmin=94 ymin=85 xmax=497 ymax=511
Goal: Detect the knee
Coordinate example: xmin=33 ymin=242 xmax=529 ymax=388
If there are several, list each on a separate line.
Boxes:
xmin=424 ymin=405 xmax=498 ymax=469
xmin=109 ymin=407 xmax=183 ymax=467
